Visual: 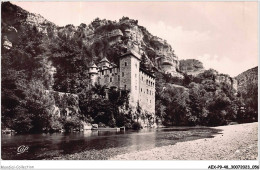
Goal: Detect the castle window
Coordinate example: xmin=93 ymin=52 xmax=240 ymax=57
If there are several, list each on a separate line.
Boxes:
xmin=141 ymin=88 xmax=142 ymax=92
xmin=135 ymin=86 xmax=137 ymax=90
xmin=110 ymin=77 xmax=112 ymax=82
xmin=142 ymin=76 xmax=143 ymax=81
xmin=125 ymin=62 xmax=127 ymax=66
xmin=122 ymin=72 xmax=124 ymax=77
xmin=124 ymin=85 xmax=127 ymax=89
xmin=150 ymin=100 xmax=151 ymax=103
xmin=110 ymin=69 xmax=112 ymax=73
xmin=146 ymin=80 xmax=148 ymax=85
xmin=150 ymin=90 xmax=151 ymax=95
xmin=102 ymin=71 xmax=104 ymax=75
xmin=147 ymin=89 xmax=148 ymax=94
xmin=135 ymin=63 xmax=137 ymax=68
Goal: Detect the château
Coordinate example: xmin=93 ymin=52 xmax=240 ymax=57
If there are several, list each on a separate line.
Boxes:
xmin=87 ymin=50 xmax=156 ymax=126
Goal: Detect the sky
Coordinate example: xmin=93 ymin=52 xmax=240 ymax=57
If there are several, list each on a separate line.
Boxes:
xmin=12 ymin=1 xmax=258 ymax=77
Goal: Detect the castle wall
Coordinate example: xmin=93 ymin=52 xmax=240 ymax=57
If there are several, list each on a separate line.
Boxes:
xmin=89 ymin=73 xmax=98 ymax=86
xmin=98 ymin=61 xmax=110 ymax=70
xmin=119 ymin=55 xmax=140 ymax=107
xmin=89 ymin=67 xmax=99 ymax=86
xmin=139 ymin=70 xmax=155 ymax=114
xmin=99 ymin=67 xmax=120 ymax=89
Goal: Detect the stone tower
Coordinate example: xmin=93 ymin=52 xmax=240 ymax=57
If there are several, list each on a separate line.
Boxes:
xmin=119 ymin=51 xmax=141 ymax=108
xmin=88 ymin=62 xmax=98 ymax=86
xmin=98 ymin=57 xmax=110 ymax=70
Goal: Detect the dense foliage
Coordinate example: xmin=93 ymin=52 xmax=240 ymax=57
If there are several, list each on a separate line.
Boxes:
xmin=155 ymin=69 xmax=257 ymax=126
xmin=78 ymin=84 xmax=132 ymax=128
xmin=1 ymin=28 xmax=56 ymax=132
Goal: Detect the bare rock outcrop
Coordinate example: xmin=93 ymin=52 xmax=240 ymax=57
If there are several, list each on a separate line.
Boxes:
xmin=236 ymin=66 xmax=258 ymax=92
xmin=179 ymin=59 xmax=204 ymax=76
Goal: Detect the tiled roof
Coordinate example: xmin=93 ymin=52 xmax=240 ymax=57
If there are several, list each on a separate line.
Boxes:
xmin=100 ymin=57 xmax=109 ymax=63
xmin=89 ymin=61 xmax=97 ymax=68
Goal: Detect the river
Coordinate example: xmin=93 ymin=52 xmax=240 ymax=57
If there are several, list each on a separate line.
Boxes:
xmin=1 ymin=127 xmax=221 ymax=160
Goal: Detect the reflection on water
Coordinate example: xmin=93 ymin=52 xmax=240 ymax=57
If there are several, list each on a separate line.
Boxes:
xmin=83 ymin=130 xmax=98 ymax=137
xmin=1 ymin=127 xmax=221 ymax=160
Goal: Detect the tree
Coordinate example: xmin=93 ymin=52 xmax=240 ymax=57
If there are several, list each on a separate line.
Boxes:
xmin=160 ymin=85 xmax=190 ymax=126
xmin=23 ymin=80 xmax=55 ymax=132
xmin=79 ymin=85 xmax=130 ymax=127
xmin=238 ymin=82 xmax=258 ymax=122
xmin=135 ymin=101 xmax=142 ymax=122
xmin=92 ymin=83 xmax=107 ymax=98
xmin=188 ymin=83 xmax=204 ymax=125
xmin=155 ymin=100 xmax=166 ymax=124
xmin=207 ymin=92 xmax=231 ymax=126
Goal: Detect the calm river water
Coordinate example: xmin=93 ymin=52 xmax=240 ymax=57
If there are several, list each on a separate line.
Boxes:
xmin=1 ymin=127 xmax=221 ymax=160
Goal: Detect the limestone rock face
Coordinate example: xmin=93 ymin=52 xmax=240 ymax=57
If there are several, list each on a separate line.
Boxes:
xmin=1 ymin=26 xmax=18 ymax=50
xmin=2 ymin=36 xmax=12 ymax=50
xmin=236 ymin=66 xmax=258 ymax=92
xmin=179 ymin=59 xmax=204 ymax=76
xmin=151 ymin=36 xmax=181 ymax=77
xmin=215 ymin=74 xmax=238 ymax=91
xmin=2 ymin=2 xmax=182 ymax=78
xmin=56 ymin=17 xmax=181 ymax=77
xmin=19 ymin=11 xmax=56 ymax=36
xmin=47 ymin=90 xmax=80 ymax=118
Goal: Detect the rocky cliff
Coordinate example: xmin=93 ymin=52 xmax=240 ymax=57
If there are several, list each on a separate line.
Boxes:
xmin=236 ymin=66 xmax=258 ymax=92
xmin=179 ymin=59 xmax=204 ymax=76
xmin=179 ymin=59 xmax=238 ymax=90
xmin=2 ymin=2 xmax=184 ymax=80
xmin=215 ymin=74 xmax=238 ymax=91
xmin=56 ymin=17 xmax=182 ymax=77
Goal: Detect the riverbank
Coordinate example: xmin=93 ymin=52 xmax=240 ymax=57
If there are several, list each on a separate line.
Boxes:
xmin=48 ymin=126 xmax=220 ymax=160
xmin=110 ymin=122 xmax=258 ymax=160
